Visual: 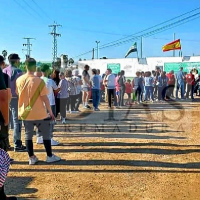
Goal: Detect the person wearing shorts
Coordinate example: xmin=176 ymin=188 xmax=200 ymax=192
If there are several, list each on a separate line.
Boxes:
xmin=82 ymin=65 xmax=91 ymax=109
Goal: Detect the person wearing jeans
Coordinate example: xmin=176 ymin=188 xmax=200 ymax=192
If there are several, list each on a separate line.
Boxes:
xmin=16 ymin=58 xmax=61 ymax=165
xmin=36 ymin=64 xmax=60 ymax=146
xmin=91 ymin=69 xmax=100 ymax=111
xmin=175 ymin=67 xmax=185 ymax=100
xmin=3 ymin=54 xmax=26 ymax=152
xmin=144 ymin=71 xmax=154 ymax=102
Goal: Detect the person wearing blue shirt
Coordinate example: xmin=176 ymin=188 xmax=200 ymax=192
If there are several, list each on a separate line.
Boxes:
xmin=91 ymin=69 xmax=100 ymax=111
xmin=158 ymin=71 xmax=168 ymax=101
xmin=175 ymin=67 xmax=185 ymax=100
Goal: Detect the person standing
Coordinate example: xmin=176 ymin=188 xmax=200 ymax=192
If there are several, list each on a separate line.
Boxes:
xmin=158 ymin=71 xmax=168 ymax=101
xmin=66 ymin=70 xmax=78 ymax=113
xmin=104 ymin=69 xmax=116 ymax=108
xmin=51 ymin=69 xmax=60 ymax=117
xmin=36 ymin=64 xmax=60 ymax=146
xmin=57 ymin=72 xmax=69 ymax=124
xmin=115 ymin=72 xmax=120 ymax=106
xmin=96 ymin=69 xmax=102 ymax=105
xmin=82 ymin=65 xmax=91 ymax=109
xmin=186 ymin=70 xmax=195 ymax=100
xmin=166 ymin=70 xmax=175 ymax=99
xmin=175 ymin=67 xmax=185 ymax=100
xmin=73 ymin=70 xmax=83 ymax=112
xmin=0 ymin=56 xmax=12 ymax=152
xmin=16 ymin=58 xmax=61 ymax=165
xmin=132 ymin=71 xmax=143 ymax=104
xmin=144 ymin=71 xmax=154 ymax=102
xmin=103 ymin=71 xmax=108 ymax=103
xmin=118 ymin=70 xmax=126 ymax=107
xmin=125 ymin=79 xmax=132 ymax=105
xmin=3 ymin=54 xmax=26 ymax=152
xmin=91 ymin=69 xmax=100 ymax=111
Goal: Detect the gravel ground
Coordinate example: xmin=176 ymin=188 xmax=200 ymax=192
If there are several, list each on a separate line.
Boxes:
xmin=5 ymin=99 xmax=200 ymax=200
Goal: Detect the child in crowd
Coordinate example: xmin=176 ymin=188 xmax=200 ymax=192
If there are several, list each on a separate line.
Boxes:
xmin=125 ymin=79 xmax=132 ymax=105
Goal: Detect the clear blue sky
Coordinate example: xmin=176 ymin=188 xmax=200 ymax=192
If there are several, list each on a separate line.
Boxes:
xmin=0 ymin=0 xmax=200 ymax=62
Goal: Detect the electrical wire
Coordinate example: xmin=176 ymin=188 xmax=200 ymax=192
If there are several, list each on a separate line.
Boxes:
xmin=31 ymin=0 xmax=53 ymax=21
xmin=13 ymin=0 xmax=36 ymax=19
xmin=99 ymin=7 xmax=200 ymax=48
xmin=72 ymin=10 xmax=200 ymax=58
xmin=22 ymin=0 xmax=43 ymax=18
xmin=99 ymin=11 xmax=200 ymax=49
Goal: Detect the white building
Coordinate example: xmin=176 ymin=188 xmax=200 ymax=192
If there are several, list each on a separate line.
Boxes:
xmin=78 ymin=56 xmax=200 ymax=77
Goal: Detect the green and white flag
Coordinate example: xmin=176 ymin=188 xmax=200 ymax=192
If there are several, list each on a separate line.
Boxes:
xmin=125 ymin=42 xmax=137 ymax=58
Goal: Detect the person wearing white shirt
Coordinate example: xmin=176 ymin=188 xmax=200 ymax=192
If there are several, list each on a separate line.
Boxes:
xmin=37 ymin=64 xmax=60 ymax=146
xmin=104 ymin=69 xmax=117 ymax=108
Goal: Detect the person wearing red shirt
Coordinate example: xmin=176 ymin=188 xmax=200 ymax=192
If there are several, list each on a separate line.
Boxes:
xmin=166 ymin=70 xmax=175 ymax=99
xmin=125 ymin=79 xmax=132 ymax=105
xmin=186 ymin=70 xmax=195 ymax=99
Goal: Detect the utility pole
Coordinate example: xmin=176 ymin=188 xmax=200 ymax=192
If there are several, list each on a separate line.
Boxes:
xmin=140 ymin=37 xmax=143 ymax=58
xmin=49 ymin=22 xmax=62 ymax=66
xmin=96 ymin=41 xmax=100 ymax=59
xmin=23 ymin=38 xmax=35 ymax=59
xmin=173 ymin=33 xmax=175 ymax=57
xmin=92 ymin=48 xmax=95 ymax=59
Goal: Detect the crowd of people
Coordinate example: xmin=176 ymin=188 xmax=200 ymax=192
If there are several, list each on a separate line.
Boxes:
xmin=0 ymin=53 xmax=200 ymax=199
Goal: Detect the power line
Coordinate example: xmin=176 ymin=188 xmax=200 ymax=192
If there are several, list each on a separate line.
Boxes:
xmin=73 ymin=9 xmax=200 ymax=58
xmin=99 ymin=11 xmax=200 ymax=50
xmin=99 ymin=7 xmax=200 ymax=48
xmin=62 ymin=26 xmax=129 ymax=36
xmin=31 ymin=0 xmax=53 ymax=21
xmin=22 ymin=0 xmax=43 ymax=18
xmin=13 ymin=0 xmax=36 ymax=19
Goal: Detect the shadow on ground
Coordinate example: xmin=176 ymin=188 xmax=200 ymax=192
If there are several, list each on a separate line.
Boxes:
xmin=5 ymin=177 xmax=38 ymax=199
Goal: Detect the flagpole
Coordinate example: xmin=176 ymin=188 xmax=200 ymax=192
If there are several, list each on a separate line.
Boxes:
xmin=173 ymin=33 xmax=175 ymax=57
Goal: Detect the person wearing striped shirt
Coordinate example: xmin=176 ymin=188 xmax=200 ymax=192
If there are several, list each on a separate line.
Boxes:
xmin=0 ymin=148 xmax=17 ymax=199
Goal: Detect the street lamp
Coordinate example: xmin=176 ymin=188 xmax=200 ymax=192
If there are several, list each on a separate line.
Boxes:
xmin=96 ymin=41 xmax=100 ymax=59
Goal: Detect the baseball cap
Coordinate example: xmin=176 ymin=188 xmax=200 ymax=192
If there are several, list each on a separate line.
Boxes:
xmin=8 ymin=53 xmax=20 ymax=61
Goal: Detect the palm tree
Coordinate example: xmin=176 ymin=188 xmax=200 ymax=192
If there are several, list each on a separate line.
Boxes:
xmin=2 ymin=50 xmax=7 ymax=59
xmin=68 ymin=58 xmax=74 ymax=65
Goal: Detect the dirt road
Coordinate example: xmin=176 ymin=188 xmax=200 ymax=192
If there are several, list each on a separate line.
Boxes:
xmin=5 ymin=99 xmax=200 ymax=200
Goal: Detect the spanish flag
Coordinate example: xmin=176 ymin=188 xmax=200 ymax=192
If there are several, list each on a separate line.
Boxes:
xmin=162 ymin=39 xmax=181 ymax=52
